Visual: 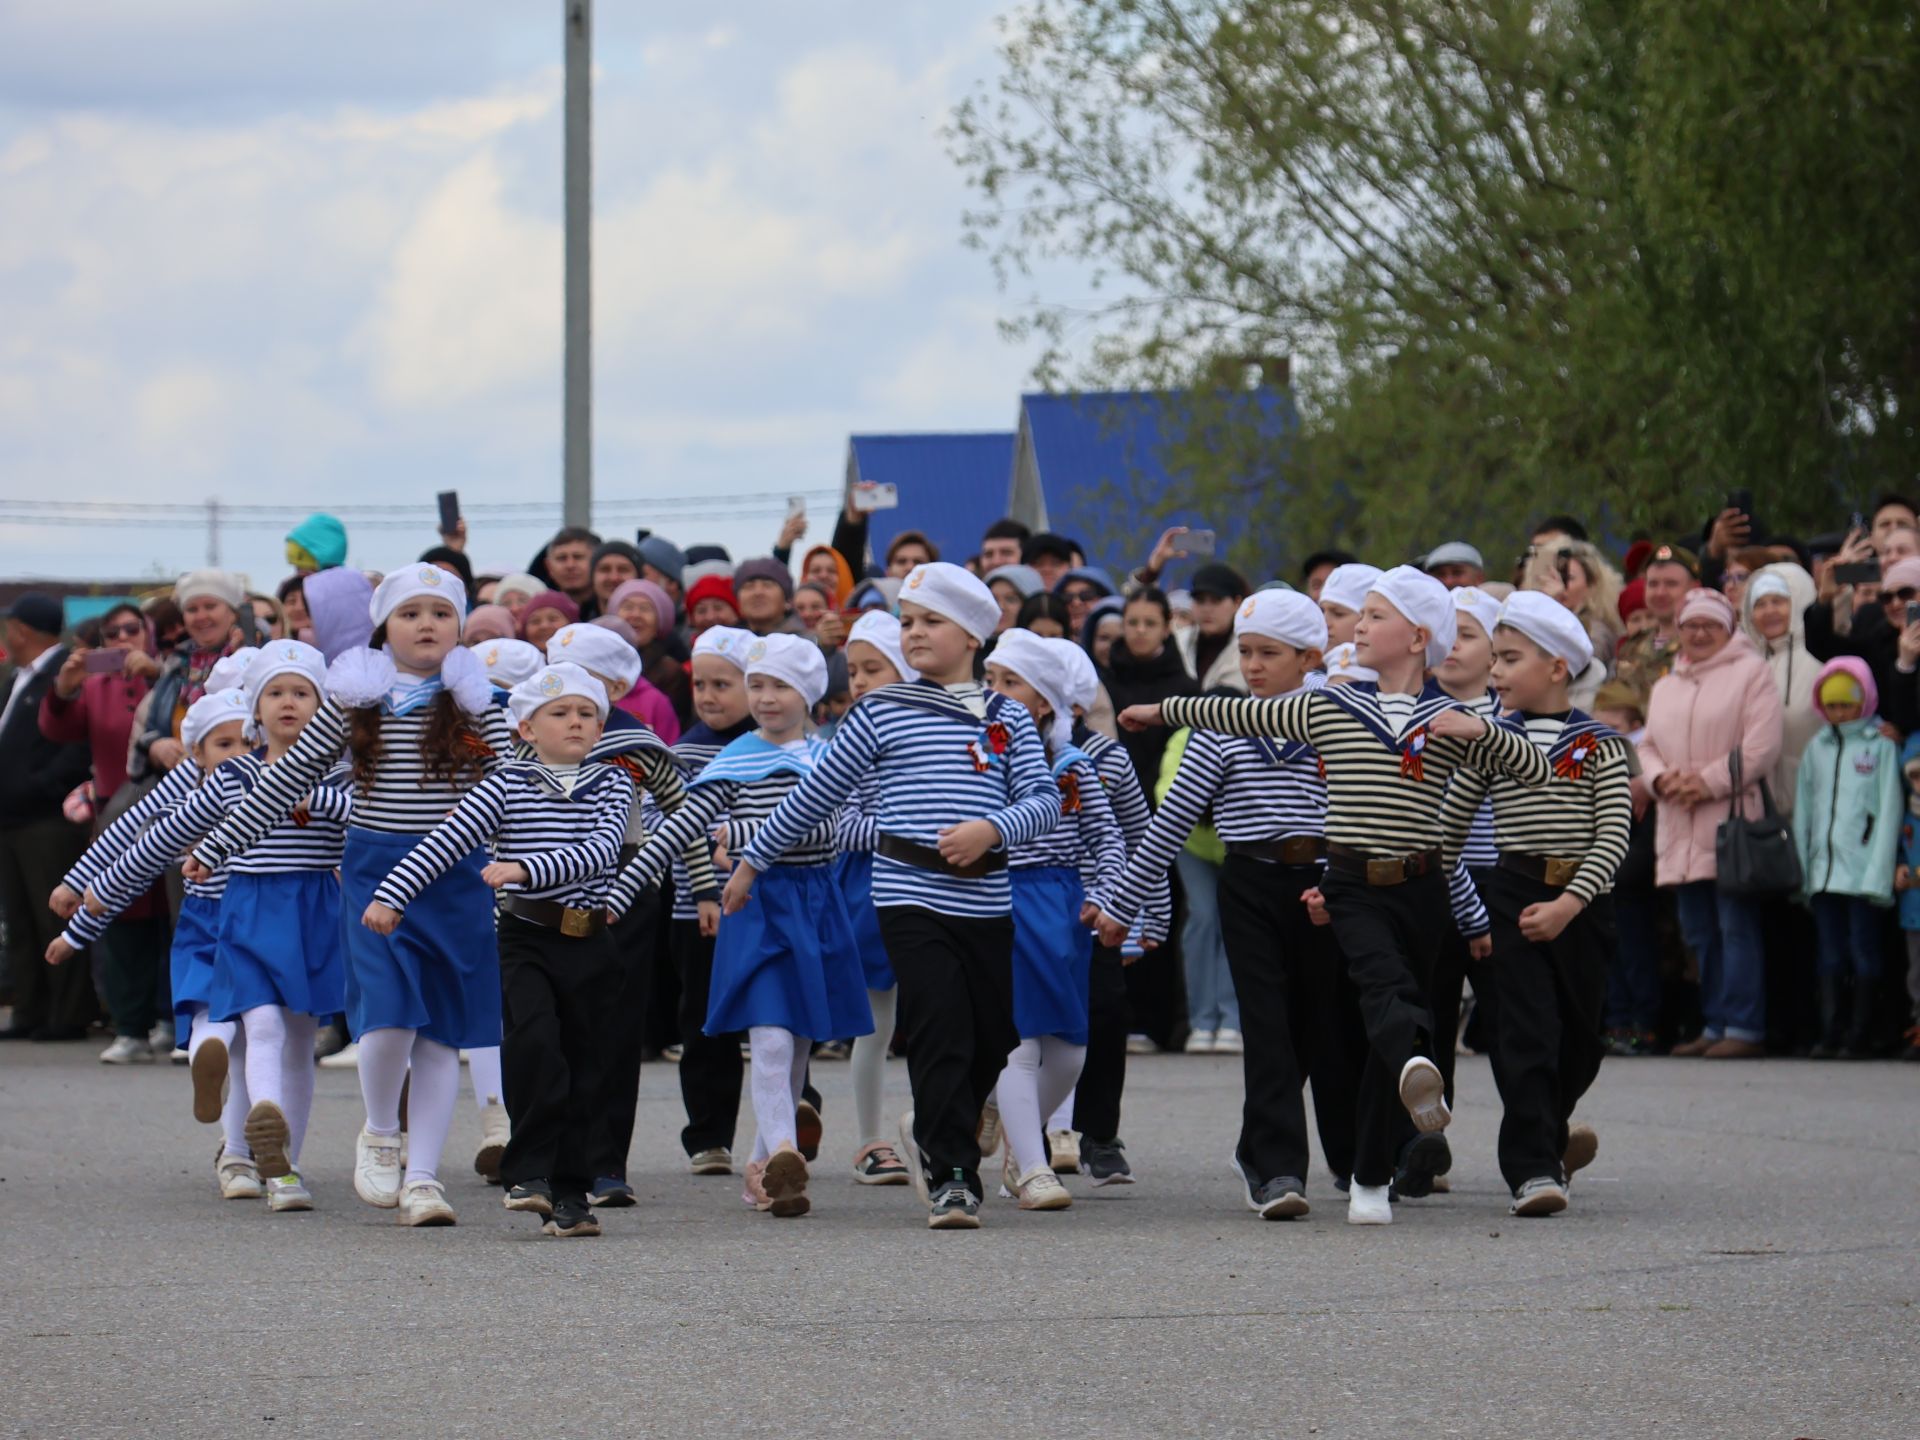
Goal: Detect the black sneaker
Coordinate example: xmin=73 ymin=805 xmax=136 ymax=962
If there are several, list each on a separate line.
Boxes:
xmin=588 ymin=1176 xmax=636 ymax=1207
xmin=503 ymin=1179 xmax=554 ymax=1216
xmin=928 ymin=1172 xmax=982 ymax=1230
xmin=544 ymin=1197 xmax=602 ymax=1238
xmin=1394 ymin=1133 xmax=1453 ymax=1199
xmin=1081 ymin=1138 xmax=1135 ymax=1187
xmin=1230 ymin=1154 xmax=1307 ymax=1219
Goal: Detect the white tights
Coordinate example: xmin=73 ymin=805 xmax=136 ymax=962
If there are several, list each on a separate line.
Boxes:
xmin=993 ymin=1036 xmax=1088 ymax=1177
xmin=1046 ymin=1086 xmax=1076 ymax=1134
xmin=188 ymin=1006 xmax=252 ymax=1159
xmin=850 ymin=987 xmax=897 ymax=1145
xmin=746 ymin=1026 xmax=811 ymax=1165
xmin=357 ymin=1026 xmax=461 ymax=1186
xmin=240 ymin=1006 xmax=318 ymax=1166
xmin=467 ymin=1046 xmax=504 ymax=1109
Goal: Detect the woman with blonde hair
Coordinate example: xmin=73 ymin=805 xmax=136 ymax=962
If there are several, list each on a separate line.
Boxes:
xmin=1522 ymin=538 xmax=1622 ymax=706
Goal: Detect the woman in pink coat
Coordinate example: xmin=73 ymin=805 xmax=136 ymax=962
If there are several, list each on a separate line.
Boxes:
xmin=1637 ymin=588 xmax=1785 ymax=1058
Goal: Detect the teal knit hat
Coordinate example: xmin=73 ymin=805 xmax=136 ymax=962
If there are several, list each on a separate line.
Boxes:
xmin=286 ymin=512 xmax=348 ymax=569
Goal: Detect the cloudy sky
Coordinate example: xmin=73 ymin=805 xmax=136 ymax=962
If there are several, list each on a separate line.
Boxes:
xmin=0 ymin=3 xmax=1067 ymax=587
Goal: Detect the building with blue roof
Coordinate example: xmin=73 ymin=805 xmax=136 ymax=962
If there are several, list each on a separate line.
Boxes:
xmin=843 ymin=431 xmax=1016 ymax=566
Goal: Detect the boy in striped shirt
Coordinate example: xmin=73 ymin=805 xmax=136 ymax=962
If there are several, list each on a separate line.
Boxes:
xmin=1439 ymin=592 xmax=1632 ymax=1217
xmin=721 ymin=563 xmax=1060 ymax=1229
xmin=365 ymin=662 xmax=634 ymax=1239
xmin=1120 ymin=566 xmax=1551 ymax=1225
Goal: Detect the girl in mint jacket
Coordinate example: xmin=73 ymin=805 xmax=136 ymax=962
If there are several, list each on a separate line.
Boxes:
xmin=1793 ymin=656 xmax=1902 ymax=1056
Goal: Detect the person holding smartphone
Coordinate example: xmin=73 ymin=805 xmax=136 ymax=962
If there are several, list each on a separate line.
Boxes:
xmin=130 ymin=570 xmax=255 ymax=780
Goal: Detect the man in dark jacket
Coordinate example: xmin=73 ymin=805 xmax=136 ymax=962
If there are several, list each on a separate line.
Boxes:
xmin=0 ymin=594 xmax=95 ymax=1039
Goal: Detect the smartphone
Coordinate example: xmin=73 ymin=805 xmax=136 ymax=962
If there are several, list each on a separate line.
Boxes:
xmin=1906 ymin=602 xmax=1920 ymax=628
xmin=850 ymin=482 xmax=899 ymax=513
xmin=786 ymin=495 xmax=807 ymax=520
xmin=436 ymin=490 xmax=461 ymax=535
xmin=1849 ymin=511 xmax=1867 ymax=535
xmin=1183 ymin=528 xmax=1218 ymax=559
xmin=1726 ymin=489 xmax=1753 ymax=517
xmin=1834 ymin=561 xmax=1880 ymax=586
xmin=83 ymin=649 xmax=126 ymax=675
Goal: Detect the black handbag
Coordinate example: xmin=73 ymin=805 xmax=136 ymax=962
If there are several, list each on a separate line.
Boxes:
xmin=1714 ymin=748 xmax=1802 ymax=897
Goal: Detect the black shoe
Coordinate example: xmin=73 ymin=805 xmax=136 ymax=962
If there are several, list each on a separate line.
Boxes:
xmin=588 ymin=1176 xmax=636 ymax=1207
xmin=1251 ymin=1175 xmax=1310 ymax=1220
xmin=503 ymin=1179 xmax=555 ymax=1216
xmin=1394 ymin=1133 xmax=1453 ymax=1199
xmin=1333 ymin=1174 xmax=1351 ymax=1195
xmin=928 ymin=1174 xmax=981 ymax=1230
xmin=0 ymin=1024 xmax=36 ymax=1041
xmin=544 ymin=1197 xmax=601 ymax=1238
xmin=1081 ymin=1138 xmax=1135 ymax=1187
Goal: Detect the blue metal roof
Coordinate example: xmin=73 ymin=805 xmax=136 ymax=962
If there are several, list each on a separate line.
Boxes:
xmin=1020 ymin=389 xmax=1299 ymax=580
xmin=847 ymin=432 xmax=1016 ymax=564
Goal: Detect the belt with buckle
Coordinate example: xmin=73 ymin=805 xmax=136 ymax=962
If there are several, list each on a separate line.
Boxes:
xmin=1325 ymin=842 xmax=1442 ymax=887
xmin=1499 ymin=852 xmax=1582 ymax=889
xmin=1226 ymin=837 xmax=1327 ymax=866
xmin=499 ymin=894 xmax=607 ymax=938
xmin=877 ymin=833 xmax=1007 ymax=881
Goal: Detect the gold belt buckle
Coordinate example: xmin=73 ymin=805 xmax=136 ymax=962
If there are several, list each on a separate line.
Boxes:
xmin=560 ymin=907 xmax=594 ymax=938
xmin=1366 ymin=857 xmax=1405 ymax=887
xmin=1543 ymin=857 xmax=1579 ymax=888
xmin=1280 ymin=837 xmax=1316 ymax=865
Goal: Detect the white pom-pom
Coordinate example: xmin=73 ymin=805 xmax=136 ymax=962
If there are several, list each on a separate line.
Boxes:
xmin=438 ymin=644 xmax=495 ymax=717
xmin=324 ymin=647 xmax=397 ymax=709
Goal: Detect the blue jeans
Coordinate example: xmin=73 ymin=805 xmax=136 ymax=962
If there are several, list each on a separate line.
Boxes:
xmin=1673 ymin=881 xmax=1766 ymax=1043
xmin=1605 ymin=890 xmax=1663 ymax=1031
xmin=1176 ymin=850 xmax=1237 ymax=1032
xmin=1810 ymin=892 xmax=1884 ymax=980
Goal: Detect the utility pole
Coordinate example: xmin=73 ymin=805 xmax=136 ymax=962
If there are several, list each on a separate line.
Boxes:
xmin=563 ymin=0 xmax=592 ymax=528
xmin=205 ymin=497 xmax=221 ymax=567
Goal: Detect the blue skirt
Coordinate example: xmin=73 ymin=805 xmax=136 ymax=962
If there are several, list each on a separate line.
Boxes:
xmin=209 ymin=870 xmax=347 ymax=1023
xmin=832 ymin=850 xmax=894 ymax=991
xmin=707 ymin=863 xmax=872 ymax=1042
xmin=170 ymin=894 xmax=221 ymax=1038
xmin=1011 ymin=866 xmax=1092 ymax=1044
xmin=339 ymin=826 xmax=500 ymax=1050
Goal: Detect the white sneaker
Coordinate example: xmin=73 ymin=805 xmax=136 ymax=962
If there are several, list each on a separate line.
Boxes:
xmin=1009 ymin=1160 xmax=1072 ymax=1211
xmin=397 ymin=1179 xmax=456 ymax=1227
xmin=1511 ymin=1176 xmax=1569 ymax=1217
xmin=267 ymin=1172 xmax=314 ymax=1212
xmin=99 ymin=1035 xmax=153 ymax=1065
xmin=1047 ymin=1129 xmax=1080 ymax=1174
xmin=897 ymin=1110 xmax=930 ymax=1206
xmin=1347 ymin=1182 xmax=1392 ymax=1225
xmin=1398 ymin=1056 xmax=1451 ymax=1133
xmin=473 ymin=1100 xmax=509 ymax=1182
xmin=148 ymin=1019 xmax=176 ymax=1053
xmin=976 ymin=1098 xmax=1002 ymax=1159
xmin=216 ymin=1146 xmax=263 ymax=1200
xmin=1184 ymin=1029 xmax=1217 ymax=1054
xmin=354 ymin=1126 xmax=404 ymax=1208
xmin=1212 ymin=1028 xmax=1245 ymax=1055
xmin=319 ymin=1041 xmax=360 ymax=1069
xmin=1124 ymin=1033 xmax=1158 ymax=1056
xmin=688 ymin=1146 xmax=735 ymax=1176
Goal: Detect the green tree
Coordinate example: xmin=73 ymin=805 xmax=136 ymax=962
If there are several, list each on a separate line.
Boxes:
xmin=951 ymin=0 xmax=1920 ymax=572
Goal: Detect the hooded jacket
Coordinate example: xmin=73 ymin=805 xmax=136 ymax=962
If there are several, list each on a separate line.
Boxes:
xmin=1740 ymin=561 xmax=1821 ymax=815
xmin=1792 ymin=656 xmax=1901 ymax=904
xmin=1638 ymin=629 xmax=1784 ymax=886
xmin=1897 ymin=735 xmax=1920 ymax=930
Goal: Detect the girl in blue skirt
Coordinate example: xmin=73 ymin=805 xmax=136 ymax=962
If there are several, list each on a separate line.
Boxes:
xmin=69 ymin=643 xmax=349 ymax=1212
xmin=981 ymin=632 xmax=1127 ymax=1211
xmin=834 ymin=611 xmax=917 ymax=1185
xmin=609 ymin=633 xmax=871 ymax=1219
xmin=49 ymin=686 xmax=258 ymax=1198
xmin=186 ymin=566 xmax=513 ymax=1228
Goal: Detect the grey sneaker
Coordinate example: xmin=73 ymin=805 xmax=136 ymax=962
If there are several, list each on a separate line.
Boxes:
xmin=1230 ymin=1154 xmax=1308 ymax=1219
xmin=267 ymin=1172 xmax=314 ymax=1212
xmin=1511 ymin=1176 xmax=1569 ymax=1217
xmin=688 ymin=1147 xmax=734 ymax=1176
xmin=928 ymin=1175 xmax=982 ymax=1230
xmin=1081 ymin=1138 xmax=1134 ymax=1186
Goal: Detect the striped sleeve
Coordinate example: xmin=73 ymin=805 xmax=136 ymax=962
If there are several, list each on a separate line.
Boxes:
xmin=1470 ymin=717 xmax=1553 ymax=788
xmin=1103 ymin=729 xmax=1225 ymax=929
xmin=305 ymin=777 xmax=355 ymax=825
xmin=193 ymin=701 xmax=349 ymax=869
xmin=611 ymin=781 xmax=730 ymax=914
xmin=94 ymin=768 xmax=239 ymax=917
xmin=1447 ymin=860 xmax=1490 ymax=938
xmin=371 ymin=777 xmax=508 ymax=912
xmin=833 ymin=774 xmax=881 ymax=854
xmin=1091 ymin=741 xmax=1170 ymax=940
xmin=985 ymin=703 xmax=1062 ymax=850
xmin=64 ymin=761 xmax=200 ymax=894
xmin=1160 ymin=692 xmax=1318 ymax=745
xmin=633 ymin=748 xmax=719 ymax=902
xmin=1567 ymin=744 xmax=1633 ymax=905
xmin=738 ymin=710 xmax=878 ymax=874
xmin=1439 ymin=762 xmax=1493 ymax=874
xmin=518 ymin=770 xmax=633 ymax=893
xmin=1072 ymin=756 xmax=1129 ymax=912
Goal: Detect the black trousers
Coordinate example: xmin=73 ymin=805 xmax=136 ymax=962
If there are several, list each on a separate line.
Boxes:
xmin=0 ymin=816 xmax=93 ymax=1030
xmin=589 ymin=884 xmax=661 ymax=1181
xmin=1071 ymin=942 xmax=1129 ymax=1142
xmin=1476 ymin=868 xmax=1612 ymax=1192
xmin=669 ymin=918 xmax=743 ymax=1156
xmin=878 ymin=904 xmax=1016 ymax=1197
xmin=1430 ymin=924 xmax=1473 ymax=1108
xmin=100 ymin=914 xmax=171 ymax=1039
xmin=1322 ymin=868 xmax=1447 ymax=1187
xmin=1216 ymin=857 xmax=1362 ymax=1186
xmin=498 ymin=914 xmax=619 ymax=1200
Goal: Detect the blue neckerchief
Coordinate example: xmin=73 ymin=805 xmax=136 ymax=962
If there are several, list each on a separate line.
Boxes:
xmin=1050 ymin=744 xmax=1091 ymax=780
xmin=383 ymin=673 xmax=445 ymax=718
xmin=592 ymin=706 xmax=671 ymax=761
xmin=1251 ymin=736 xmax=1317 ymax=767
xmin=678 ymin=716 xmax=756 ymax=751
xmin=1537 ymin=708 xmax=1623 ymax=775
xmin=693 ymin=732 xmax=830 ymax=787
xmin=1318 ymin=677 xmax=1460 ymax=752
xmin=508 ymin=759 xmax=620 ymax=801
xmin=859 ymin=678 xmax=1009 ymax=730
